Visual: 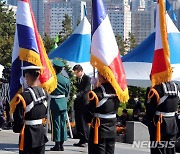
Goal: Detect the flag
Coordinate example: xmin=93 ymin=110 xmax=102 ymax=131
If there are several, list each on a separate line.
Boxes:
xmin=150 ymin=0 xmax=172 ymax=86
xmin=10 ymin=0 xmax=57 ymax=109
xmin=90 ymin=0 xmax=129 ymax=102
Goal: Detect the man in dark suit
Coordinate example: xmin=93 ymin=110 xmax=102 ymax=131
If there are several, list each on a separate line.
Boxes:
xmin=73 ymin=64 xmax=91 ymax=147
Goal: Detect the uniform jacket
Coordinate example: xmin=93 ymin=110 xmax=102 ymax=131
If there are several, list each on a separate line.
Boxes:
xmin=84 ymin=82 xmax=119 ymax=139
xmin=74 ymin=73 xmax=91 ymax=111
xmin=13 ymin=86 xmax=49 ymax=148
xmin=50 ymin=73 xmax=70 ymax=111
xmin=146 ymin=81 xmax=179 ymax=137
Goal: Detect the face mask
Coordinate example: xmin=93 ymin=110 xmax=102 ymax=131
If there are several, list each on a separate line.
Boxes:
xmin=20 ymin=76 xmax=28 ymax=89
xmin=134 ymin=98 xmax=138 ymax=101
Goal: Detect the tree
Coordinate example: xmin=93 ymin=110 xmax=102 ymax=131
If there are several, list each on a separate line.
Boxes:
xmin=115 ymin=32 xmax=136 ymax=56
xmin=126 ymin=32 xmax=137 ymax=51
xmin=115 ymin=33 xmax=126 ymax=56
xmin=0 ymin=2 xmax=15 ymax=67
xmin=126 ymin=86 xmax=146 ymax=111
xmin=43 ymin=33 xmax=55 ymax=54
xmin=58 ymin=14 xmax=73 ymax=44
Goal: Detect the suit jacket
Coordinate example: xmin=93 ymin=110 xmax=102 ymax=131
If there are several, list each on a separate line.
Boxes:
xmin=74 ymin=73 xmax=91 ymax=111
xmin=50 ymin=73 xmax=70 ymax=111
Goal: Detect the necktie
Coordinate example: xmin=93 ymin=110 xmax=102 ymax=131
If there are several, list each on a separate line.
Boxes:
xmin=78 ymin=78 xmax=81 ymax=84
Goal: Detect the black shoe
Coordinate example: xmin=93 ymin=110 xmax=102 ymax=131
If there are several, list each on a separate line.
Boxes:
xmin=50 ymin=146 xmax=61 ymax=151
xmin=73 ymin=142 xmax=87 ymax=147
xmin=60 ymin=145 xmax=64 ymax=151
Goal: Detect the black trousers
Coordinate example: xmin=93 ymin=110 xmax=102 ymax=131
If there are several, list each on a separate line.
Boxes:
xmin=75 ymin=111 xmax=89 ymax=143
xmin=88 ymin=137 xmax=115 ymax=154
xmin=19 ymin=144 xmax=45 ymax=154
xmin=148 ymin=121 xmax=176 ymax=154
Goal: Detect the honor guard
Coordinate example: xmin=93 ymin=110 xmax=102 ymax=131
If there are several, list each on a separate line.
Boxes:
xmin=50 ymin=59 xmax=70 ymax=151
xmin=84 ymin=73 xmax=119 ymax=154
xmin=11 ymin=65 xmax=49 ymax=154
xmin=146 ymin=81 xmax=180 ymax=154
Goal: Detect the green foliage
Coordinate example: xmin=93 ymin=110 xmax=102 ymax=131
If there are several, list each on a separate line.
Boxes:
xmin=126 ymin=86 xmax=146 ymax=111
xmin=115 ymin=33 xmax=127 ymax=56
xmin=58 ymin=14 xmax=73 ymax=45
xmin=115 ymin=32 xmax=137 ymax=56
xmin=117 ymin=107 xmax=133 ymax=119
xmin=0 ymin=2 xmax=15 ymax=66
xmin=43 ymin=33 xmax=55 ymax=54
xmin=57 ymin=58 xmax=77 ymax=110
xmin=126 ymin=32 xmax=137 ymax=51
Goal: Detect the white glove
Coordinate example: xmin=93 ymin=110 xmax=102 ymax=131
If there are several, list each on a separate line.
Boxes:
xmin=73 ymin=95 xmax=77 ymax=99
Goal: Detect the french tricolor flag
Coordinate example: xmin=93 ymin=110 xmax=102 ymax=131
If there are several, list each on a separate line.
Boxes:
xmin=90 ymin=0 xmax=129 ymax=102
xmin=150 ymin=0 xmax=172 ymax=86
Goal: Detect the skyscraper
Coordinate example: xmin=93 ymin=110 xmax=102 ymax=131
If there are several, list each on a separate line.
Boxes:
xmin=7 ymin=0 xmax=17 ymax=5
xmin=44 ymin=0 xmax=86 ymax=38
xmin=7 ymin=0 xmax=44 ymax=36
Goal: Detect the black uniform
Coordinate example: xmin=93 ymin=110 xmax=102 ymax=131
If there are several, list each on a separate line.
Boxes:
xmin=13 ymin=86 xmax=49 ymax=154
xmin=84 ymin=82 xmax=119 ymax=154
xmin=146 ymin=81 xmax=179 ymax=154
xmin=74 ymin=73 xmax=91 ymax=144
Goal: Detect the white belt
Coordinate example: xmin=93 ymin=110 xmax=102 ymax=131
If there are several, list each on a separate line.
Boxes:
xmin=155 ymin=111 xmax=175 ymax=117
xmin=50 ymin=95 xmax=65 ymax=99
xmin=25 ymin=119 xmax=42 ymax=125
xmin=94 ymin=113 xmax=116 ymax=119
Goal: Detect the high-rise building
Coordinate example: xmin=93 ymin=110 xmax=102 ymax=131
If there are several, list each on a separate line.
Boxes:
xmin=169 ymin=0 xmax=180 ymax=31
xmin=7 ymin=0 xmax=17 ymax=6
xmin=30 ymin=0 xmax=44 ymax=35
xmin=7 ymin=0 xmax=44 ymax=36
xmin=131 ymin=0 xmax=155 ymax=44
xmin=85 ymin=0 xmax=131 ymax=40
xmin=44 ymin=0 xmax=86 ymax=38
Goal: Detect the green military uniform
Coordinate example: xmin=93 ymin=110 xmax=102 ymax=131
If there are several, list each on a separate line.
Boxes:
xmin=50 ymin=59 xmax=70 ymax=143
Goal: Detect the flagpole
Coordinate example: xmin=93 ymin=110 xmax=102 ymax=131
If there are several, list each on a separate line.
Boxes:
xmin=21 ymin=60 xmax=24 ymax=92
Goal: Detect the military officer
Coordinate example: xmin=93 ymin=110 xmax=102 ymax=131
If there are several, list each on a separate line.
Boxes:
xmin=50 ymin=59 xmax=70 ymax=151
xmin=11 ymin=65 xmax=49 ymax=154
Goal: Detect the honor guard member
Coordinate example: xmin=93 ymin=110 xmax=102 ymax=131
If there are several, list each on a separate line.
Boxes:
xmin=11 ymin=65 xmax=49 ymax=154
xmin=146 ymin=81 xmax=180 ymax=154
xmin=50 ymin=59 xmax=70 ymax=151
xmin=83 ymin=72 xmax=119 ymax=154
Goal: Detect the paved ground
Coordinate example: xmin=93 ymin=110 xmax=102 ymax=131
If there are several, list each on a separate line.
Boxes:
xmin=0 ymin=130 xmax=151 ymax=154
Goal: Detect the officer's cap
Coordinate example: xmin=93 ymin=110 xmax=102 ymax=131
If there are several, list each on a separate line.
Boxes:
xmin=53 ymin=59 xmax=65 ymax=67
